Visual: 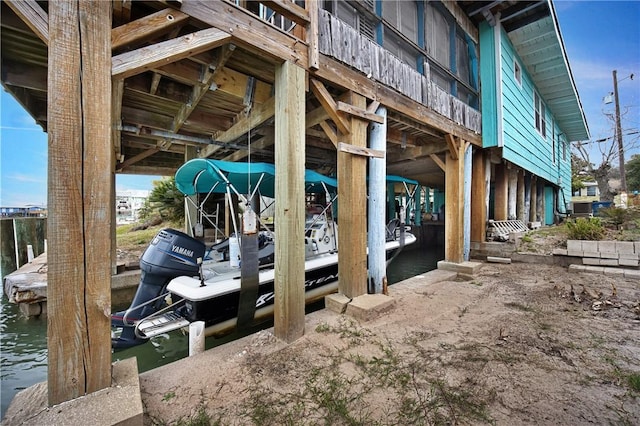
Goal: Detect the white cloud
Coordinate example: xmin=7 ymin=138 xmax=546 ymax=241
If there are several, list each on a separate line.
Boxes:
xmin=7 ymin=173 xmax=46 ymax=184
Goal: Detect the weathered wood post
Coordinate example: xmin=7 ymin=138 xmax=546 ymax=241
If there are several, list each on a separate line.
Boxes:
xmin=338 ymin=92 xmax=368 ymax=298
xmin=444 ymin=135 xmax=466 ymax=263
xmin=470 ymin=149 xmax=487 ymax=242
xmin=494 ymin=163 xmax=508 ymax=221
xmin=463 ymin=143 xmax=472 ymax=261
xmin=274 ymin=60 xmax=306 ymax=342
xmin=47 ymin=1 xmax=112 ymax=405
xmin=368 ymin=105 xmax=387 ymax=293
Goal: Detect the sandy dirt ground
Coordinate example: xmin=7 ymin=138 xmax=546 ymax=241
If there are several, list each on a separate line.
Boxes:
xmin=139 ymin=261 xmax=640 ymax=425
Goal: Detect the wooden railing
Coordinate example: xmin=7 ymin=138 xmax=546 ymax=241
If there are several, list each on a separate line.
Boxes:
xmin=317 ymin=10 xmax=481 ymax=134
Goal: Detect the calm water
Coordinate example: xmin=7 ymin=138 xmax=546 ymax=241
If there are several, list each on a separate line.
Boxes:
xmin=0 ymin=244 xmax=442 ymax=418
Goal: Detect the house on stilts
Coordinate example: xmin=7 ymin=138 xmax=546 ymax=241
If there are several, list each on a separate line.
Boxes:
xmin=0 ymin=0 xmax=587 ymax=409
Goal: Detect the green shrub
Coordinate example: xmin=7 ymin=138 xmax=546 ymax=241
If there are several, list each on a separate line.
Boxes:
xmin=598 ymin=206 xmax=629 ymax=229
xmin=565 ymin=217 xmax=605 ymax=240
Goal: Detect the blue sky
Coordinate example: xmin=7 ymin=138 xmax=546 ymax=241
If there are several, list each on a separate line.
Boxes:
xmin=1 ymin=0 xmax=639 ymax=207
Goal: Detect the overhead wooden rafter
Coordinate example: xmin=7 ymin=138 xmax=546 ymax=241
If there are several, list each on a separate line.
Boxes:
xmin=199 ymin=96 xmax=276 ymax=158
xmin=445 ymin=133 xmax=460 ymax=160
xmin=5 ymin=0 xmax=48 ymax=44
xmin=112 ymin=28 xmax=231 ymax=79
xmin=430 ymin=153 xmax=446 ymax=171
xmin=111 ymin=8 xmax=190 ymax=50
xmin=310 ymin=79 xmax=351 ymax=135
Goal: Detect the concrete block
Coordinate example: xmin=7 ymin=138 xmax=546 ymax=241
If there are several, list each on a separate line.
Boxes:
xmin=345 ymin=294 xmax=396 ymax=321
xmin=3 ymin=357 xmax=143 ymax=426
xmin=624 ymin=269 xmax=640 ymax=279
xmin=602 ymin=267 xmax=626 ymax=277
xmin=619 ymin=253 xmax=639 ymax=261
xmin=635 ymin=242 xmax=640 ymax=254
xmin=599 ymin=251 xmax=619 ymax=259
xmin=618 ymin=258 xmax=639 ymax=267
xmin=616 ymin=241 xmax=635 ymax=254
xmin=597 ymin=241 xmax=617 ymax=253
xmin=582 ymin=251 xmax=601 ymax=258
xmin=487 ymin=256 xmax=511 ymax=264
xmin=552 ymin=248 xmax=568 ymax=256
xmin=568 ymin=264 xmax=586 ymax=273
xmin=528 ymin=221 xmax=541 ymax=229
xmin=325 ymin=293 xmax=351 ymax=314
xmin=567 ymin=250 xmax=584 ymax=257
xmin=581 ymin=241 xmax=599 ymax=253
xmin=581 ymin=265 xmax=606 ymax=274
xmin=437 ymin=260 xmax=483 ymax=275
xmin=569 ymin=264 xmax=605 ymax=274
xmin=599 ymin=259 xmax=619 ymax=267
xmin=567 ymin=240 xmax=582 ymax=252
xmin=582 ymin=258 xmax=601 ymax=266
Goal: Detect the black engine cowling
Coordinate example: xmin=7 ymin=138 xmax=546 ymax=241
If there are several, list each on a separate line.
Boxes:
xmin=111 ymin=228 xmax=205 ymax=349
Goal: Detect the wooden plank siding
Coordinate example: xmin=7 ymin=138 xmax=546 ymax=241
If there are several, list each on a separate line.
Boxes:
xmin=497 ymin=25 xmax=571 ymax=203
xmin=317 ymin=10 xmax=481 ymax=135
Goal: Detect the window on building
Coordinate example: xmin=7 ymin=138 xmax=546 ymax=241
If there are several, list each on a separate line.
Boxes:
xmin=586 ymin=186 xmax=597 ymax=197
xmin=426 ymin=3 xmax=450 ymax=68
xmin=534 ymin=91 xmax=546 ymax=138
xmin=551 ymin=123 xmax=556 ymax=164
xmin=322 ymin=0 xmax=375 ymax=40
xmin=384 ymin=30 xmax=419 ymax=67
xmin=514 ymin=60 xmax=522 ymax=86
xmin=456 ymin=34 xmax=470 ymax=85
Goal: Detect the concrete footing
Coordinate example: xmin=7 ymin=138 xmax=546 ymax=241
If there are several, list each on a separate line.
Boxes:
xmin=325 ymin=293 xmax=396 ymax=321
xmin=2 ymin=357 xmax=143 ymax=426
xmin=437 ymin=260 xmax=483 ymax=275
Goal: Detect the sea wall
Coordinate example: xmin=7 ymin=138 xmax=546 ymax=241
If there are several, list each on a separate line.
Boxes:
xmin=0 ymin=218 xmax=47 ymax=280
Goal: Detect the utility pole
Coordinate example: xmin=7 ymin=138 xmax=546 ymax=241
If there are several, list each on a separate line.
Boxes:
xmin=613 ymin=70 xmax=626 ymax=193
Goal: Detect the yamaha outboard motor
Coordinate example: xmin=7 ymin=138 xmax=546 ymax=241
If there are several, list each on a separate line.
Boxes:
xmin=111 ymin=228 xmax=205 ymax=349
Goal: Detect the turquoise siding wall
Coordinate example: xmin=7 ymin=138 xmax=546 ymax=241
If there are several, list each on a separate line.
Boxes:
xmin=544 ymin=186 xmax=554 ymax=225
xmin=479 ymin=21 xmax=498 ymax=148
xmin=497 ymin=27 xmax=571 ymax=208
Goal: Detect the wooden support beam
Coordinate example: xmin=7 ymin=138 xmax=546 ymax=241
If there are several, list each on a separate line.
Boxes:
xmin=274 ymin=61 xmax=306 ymax=343
xmin=112 ymin=28 xmax=231 ymax=79
xmin=116 ymin=146 xmax=160 ymax=171
xmin=171 ymin=45 xmax=236 ymax=133
xmin=508 ymin=167 xmax=518 ymax=219
xmin=5 ymin=0 xmax=48 ymax=44
xmin=367 ymin=100 xmax=381 ymax=113
xmin=310 ymin=79 xmax=351 ymax=135
xmin=471 ymin=149 xmax=487 ymax=242
xmin=430 ymin=154 xmax=446 ymax=171
xmin=307 ymin=0 xmax=319 ymax=70
xmin=262 ymin=0 xmax=310 ymax=25
xmin=316 ymin=55 xmax=481 ymax=146
xmin=445 ymin=133 xmax=459 ymax=160
xmin=445 ymin=140 xmax=466 ymax=263
xmin=179 ymin=1 xmax=308 ymax=68
xmin=48 ymin=1 xmax=112 ymax=405
xmin=494 ymin=163 xmax=508 ymax=221
xmin=338 ymin=92 xmax=368 ymax=298
xmin=338 ymin=142 xmax=384 ymax=159
xmin=112 ymin=78 xmax=124 ymax=159
xmin=222 ymin=134 xmax=274 ymax=162
xmin=530 ymin=175 xmax=538 ymax=222
xmin=318 ymin=121 xmax=338 ymax=148
xmin=111 ymin=8 xmax=190 ymax=50
xmin=337 ymin=101 xmax=384 ymax=124
xmin=199 ymin=96 xmax=275 ymax=158
xmin=517 ymin=169 xmax=525 ymax=221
